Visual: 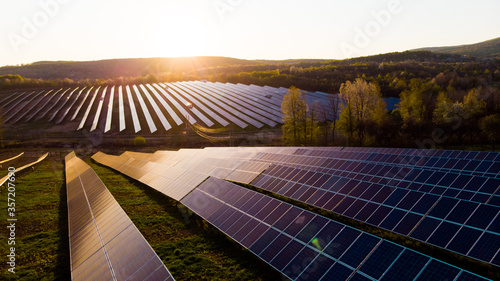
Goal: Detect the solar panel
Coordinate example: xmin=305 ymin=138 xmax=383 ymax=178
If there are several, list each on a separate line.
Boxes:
xmin=71 ymin=87 xmax=94 ymax=121
xmin=57 ymin=87 xmax=86 ymax=124
xmin=47 ymin=87 xmax=79 ymax=122
xmin=0 ymin=92 xmax=22 ymax=108
xmin=95 ymin=146 xmax=500 ymax=267
xmin=132 ymin=84 xmax=157 ymax=133
xmin=92 ymin=151 xmax=208 ymax=201
xmin=143 ymin=84 xmax=182 ymax=126
xmin=0 ymin=152 xmax=24 ymax=165
xmin=180 ymin=176 xmax=488 ymax=281
xmin=3 ymin=91 xmax=37 ymax=118
xmin=181 ymin=82 xmax=267 ymax=128
xmin=175 ymin=83 xmax=248 ymax=128
xmin=217 ymin=82 xmax=282 ymax=112
xmin=78 ymin=87 xmax=101 ymax=130
xmin=118 ymin=86 xmax=126 ymax=132
xmin=190 ymin=82 xmax=279 ymax=127
xmin=5 ymin=90 xmax=46 ymax=123
xmin=65 ymin=152 xmax=174 ymax=281
xmin=125 ymin=85 xmax=141 ymax=133
xmin=226 ymin=83 xmax=283 ymax=109
xmin=90 ymin=86 xmax=108 ymax=132
xmin=248 ymin=149 xmax=500 ymax=266
xmin=37 ymin=88 xmax=70 ymax=120
xmin=205 ymin=82 xmax=283 ymax=122
xmin=104 ymin=86 xmax=114 ymax=133
xmin=92 ymin=147 xmax=499 ymax=274
xmin=138 ymin=84 xmax=172 ymax=131
xmin=166 ymin=83 xmax=230 ymax=127
xmin=159 ymin=83 xmax=214 ymax=127
xmin=151 ymin=83 xmax=193 ymax=125
xmin=0 ymin=153 xmax=48 ymax=187
xmin=175 ymin=82 xmax=249 ymax=129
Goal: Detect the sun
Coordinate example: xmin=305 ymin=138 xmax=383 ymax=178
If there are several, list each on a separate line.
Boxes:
xmin=151 ymin=6 xmax=208 ymax=57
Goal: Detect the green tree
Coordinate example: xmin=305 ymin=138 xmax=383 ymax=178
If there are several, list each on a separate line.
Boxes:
xmin=338 ymin=78 xmax=383 ymax=146
xmin=433 ymin=88 xmax=486 ymax=142
xmin=328 ymin=94 xmax=341 ymax=146
xmin=480 ymin=114 xmax=500 ymax=150
xmin=307 ymin=101 xmax=323 ymax=145
xmin=281 ymin=87 xmax=308 ymax=145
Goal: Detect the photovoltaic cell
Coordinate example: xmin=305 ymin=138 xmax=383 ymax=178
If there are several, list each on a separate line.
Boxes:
xmin=91 ymin=147 xmax=497 ymax=279
xmin=179 ymin=177 xmax=488 ymax=281
xmin=65 ymin=152 xmax=174 ymax=281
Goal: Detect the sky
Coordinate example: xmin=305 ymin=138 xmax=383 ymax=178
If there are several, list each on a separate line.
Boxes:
xmin=0 ymin=0 xmax=499 ymax=67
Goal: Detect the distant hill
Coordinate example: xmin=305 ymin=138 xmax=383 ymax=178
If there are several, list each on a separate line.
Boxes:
xmin=1 ymin=37 xmax=498 ymax=81
xmin=414 ymin=37 xmax=500 ymax=59
xmin=0 ymin=57 xmax=260 ymax=80
xmin=335 ymin=50 xmax=475 ymax=64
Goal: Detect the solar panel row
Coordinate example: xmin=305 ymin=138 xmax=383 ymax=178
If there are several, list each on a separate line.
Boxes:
xmin=251 ymin=162 xmax=500 ymax=266
xmin=0 ymin=153 xmax=48 ymax=187
xmin=92 ymin=149 xmax=490 ymax=281
xmin=92 ymin=147 xmax=500 ymax=267
xmin=253 ymin=149 xmax=500 ymax=205
xmin=181 ymin=177 xmax=489 ymax=281
xmin=1 ymin=82 xmax=330 ymax=133
xmin=65 ymin=152 xmax=174 ymax=281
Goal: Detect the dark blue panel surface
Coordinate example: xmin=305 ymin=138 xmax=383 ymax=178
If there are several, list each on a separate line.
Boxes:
xmin=414 ymin=259 xmax=460 ymax=281
xmin=410 ymin=217 xmax=442 ymax=241
xmin=320 ymin=262 xmax=354 ymax=281
xmin=270 ymin=239 xmax=304 ymax=271
xmin=380 ymin=250 xmax=429 ymax=281
xmin=283 ymin=246 xmax=320 ymax=280
xmin=427 ymin=221 xmax=461 ymax=247
xmin=340 ymin=233 xmax=380 ymax=268
xmin=393 ymin=212 xmax=423 ymax=236
xmin=468 ymin=232 xmax=500 ymax=263
xmin=249 ymin=228 xmax=280 ymax=255
xmin=446 ymin=201 xmax=478 ymax=224
xmin=446 ymin=226 xmax=482 ymax=255
xmin=323 ymin=227 xmax=360 ymax=259
xmin=428 ymin=197 xmax=459 ymax=219
xmin=359 ymin=241 xmax=403 ymax=280
xmin=296 ymin=254 xmax=335 ymax=281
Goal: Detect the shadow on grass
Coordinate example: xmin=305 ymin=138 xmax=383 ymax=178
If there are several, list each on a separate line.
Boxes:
xmin=55 ymin=160 xmax=70 ymax=280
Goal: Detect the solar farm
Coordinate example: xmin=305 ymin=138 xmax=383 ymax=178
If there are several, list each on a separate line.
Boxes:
xmin=0 ymin=82 xmax=330 ymax=135
xmin=0 ymin=82 xmax=499 ymax=281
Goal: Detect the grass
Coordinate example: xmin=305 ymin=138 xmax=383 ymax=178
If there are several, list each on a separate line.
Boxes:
xmin=0 ymin=157 xmax=69 ymax=281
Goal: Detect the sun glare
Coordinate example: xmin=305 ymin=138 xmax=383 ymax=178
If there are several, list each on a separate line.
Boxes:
xmin=151 ymin=5 xmax=207 ymax=58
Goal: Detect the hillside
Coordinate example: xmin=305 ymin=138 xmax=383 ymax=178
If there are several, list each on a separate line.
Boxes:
xmin=0 ymin=51 xmax=477 ymax=82
xmin=0 ymin=57 xmax=260 ymax=80
xmin=415 ymin=37 xmax=500 ymax=59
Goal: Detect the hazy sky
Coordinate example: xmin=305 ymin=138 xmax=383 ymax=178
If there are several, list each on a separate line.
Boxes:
xmin=1 ymin=0 xmax=499 ymax=66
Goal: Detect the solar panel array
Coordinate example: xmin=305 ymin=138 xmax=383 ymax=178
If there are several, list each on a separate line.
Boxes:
xmin=248 ymin=147 xmax=500 ymax=267
xmin=65 ymin=152 xmax=174 ymax=281
xmin=92 ymin=147 xmax=497 ymax=280
xmin=0 ymin=82 xmax=335 ymax=134
xmin=182 ymin=177 xmax=489 ymax=281
xmin=0 ymin=152 xmax=48 ymax=187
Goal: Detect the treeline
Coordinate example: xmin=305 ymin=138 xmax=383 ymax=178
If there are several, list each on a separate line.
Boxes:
xmin=281 ymin=78 xmax=500 ymax=150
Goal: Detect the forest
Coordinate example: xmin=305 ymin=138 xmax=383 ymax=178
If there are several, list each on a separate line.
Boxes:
xmin=1 ymin=50 xmax=499 ymax=150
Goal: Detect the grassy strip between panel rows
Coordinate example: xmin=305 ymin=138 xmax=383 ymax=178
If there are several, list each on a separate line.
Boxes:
xmin=230 ymin=181 xmax=500 ymax=281
xmin=0 ymin=158 xmax=69 ymax=281
xmin=87 ymin=159 xmax=283 ymax=281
